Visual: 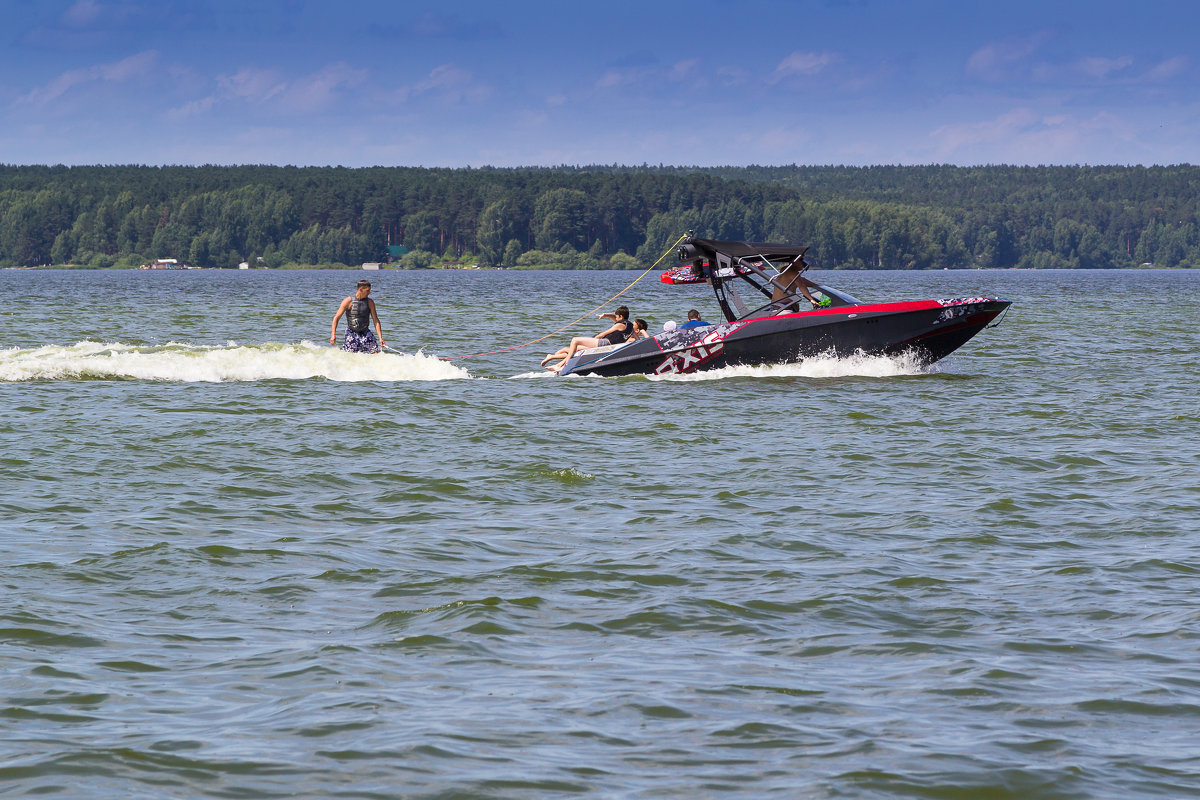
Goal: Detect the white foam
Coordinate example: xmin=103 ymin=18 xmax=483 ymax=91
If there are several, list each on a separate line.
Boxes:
xmin=509 ymin=370 xmax=558 ymax=379
xmin=0 ymin=341 xmax=471 ymax=382
xmin=649 ymin=350 xmax=931 ymax=382
xmin=507 ymin=351 xmax=931 ymax=381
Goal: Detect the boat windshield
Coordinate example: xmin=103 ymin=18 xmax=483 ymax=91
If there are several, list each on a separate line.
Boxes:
xmin=812 ymin=284 xmax=864 ymax=306
xmin=742 ymin=282 xmax=866 ymax=319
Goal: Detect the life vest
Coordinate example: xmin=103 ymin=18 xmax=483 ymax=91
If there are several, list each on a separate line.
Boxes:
xmin=605 ymin=319 xmax=631 ymax=344
xmin=346 ymin=298 xmax=371 ymax=333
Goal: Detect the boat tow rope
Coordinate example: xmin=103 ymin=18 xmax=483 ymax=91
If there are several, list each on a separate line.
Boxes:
xmin=439 ymin=233 xmax=688 ymax=361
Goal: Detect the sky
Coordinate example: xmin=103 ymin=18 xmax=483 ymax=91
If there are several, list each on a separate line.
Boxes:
xmin=1 ymin=0 xmax=1197 ymax=167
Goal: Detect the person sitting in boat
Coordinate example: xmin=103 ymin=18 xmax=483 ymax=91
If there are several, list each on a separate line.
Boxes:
xmin=540 ymin=306 xmax=633 ymax=369
xmin=679 ymin=309 xmax=712 ymax=329
xmin=331 ymin=279 xmax=386 ymax=354
xmin=631 ymin=319 xmax=651 ymax=339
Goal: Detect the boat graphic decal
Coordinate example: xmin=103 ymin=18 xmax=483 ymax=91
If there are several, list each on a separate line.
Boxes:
xmin=654 ymin=322 xmax=750 ymax=375
xmin=936 ymin=297 xmax=993 ymax=306
xmin=934 ymin=299 xmax=994 ymax=324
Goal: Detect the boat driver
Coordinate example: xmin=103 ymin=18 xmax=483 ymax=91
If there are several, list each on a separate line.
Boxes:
xmin=774 ymin=260 xmax=823 ymax=310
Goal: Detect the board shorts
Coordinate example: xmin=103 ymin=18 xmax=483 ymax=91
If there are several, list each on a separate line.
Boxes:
xmin=342 ymin=329 xmax=379 ymax=354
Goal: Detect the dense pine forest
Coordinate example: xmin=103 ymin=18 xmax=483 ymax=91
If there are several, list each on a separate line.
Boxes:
xmin=1 ymin=164 xmax=1198 ymax=269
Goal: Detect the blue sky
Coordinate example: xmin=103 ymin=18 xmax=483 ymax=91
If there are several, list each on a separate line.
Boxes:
xmin=1 ymin=0 xmax=1197 ymax=167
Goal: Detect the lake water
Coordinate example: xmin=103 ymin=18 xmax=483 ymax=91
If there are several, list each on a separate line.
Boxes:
xmin=2 ymin=267 xmax=1198 ymax=799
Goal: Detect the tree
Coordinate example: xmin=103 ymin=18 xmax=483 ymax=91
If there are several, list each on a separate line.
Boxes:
xmin=403 ymin=210 xmax=440 ymax=252
xmin=188 ymin=233 xmax=210 ymax=267
xmin=3 ymin=163 xmax=1200 ymax=270
xmin=502 ymin=238 xmax=522 ymax=267
xmin=533 ymin=188 xmax=592 ymax=252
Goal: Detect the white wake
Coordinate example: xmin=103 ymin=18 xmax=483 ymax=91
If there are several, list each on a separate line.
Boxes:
xmin=0 ymin=341 xmax=471 ymax=382
xmin=648 ymin=351 xmax=932 ymax=381
xmin=509 ymin=350 xmax=931 ymax=381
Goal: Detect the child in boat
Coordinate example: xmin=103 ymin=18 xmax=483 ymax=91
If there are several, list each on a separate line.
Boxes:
xmin=541 ymin=306 xmax=633 ymax=369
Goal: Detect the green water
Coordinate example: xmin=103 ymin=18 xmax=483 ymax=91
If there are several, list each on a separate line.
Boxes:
xmin=1 ymin=268 xmax=1198 ymax=798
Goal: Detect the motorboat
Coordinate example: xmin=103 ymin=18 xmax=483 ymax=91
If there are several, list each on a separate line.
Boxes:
xmin=552 ymin=236 xmax=1011 ymax=377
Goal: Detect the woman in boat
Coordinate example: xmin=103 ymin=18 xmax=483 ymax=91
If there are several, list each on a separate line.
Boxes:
xmin=541 ymin=306 xmax=633 ymax=369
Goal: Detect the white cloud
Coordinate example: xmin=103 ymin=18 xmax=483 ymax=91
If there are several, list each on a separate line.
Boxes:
xmin=391 ymin=64 xmax=490 ymax=104
xmin=170 ymin=63 xmax=367 ymax=118
xmin=738 ymin=125 xmax=814 ymax=159
xmin=717 ymin=65 xmax=750 ymax=86
xmin=930 ymin=108 xmax=1137 ymax=162
xmin=16 ymin=50 xmax=159 ymax=107
xmin=770 ymin=51 xmax=839 ymax=82
xmin=669 ymin=58 xmax=701 ymax=82
xmin=1144 ymin=56 xmax=1187 ymax=81
xmin=414 ymin=64 xmax=469 ymax=93
xmin=595 ymin=68 xmax=651 ymax=89
xmin=60 ymin=0 xmax=142 ymax=29
xmin=966 ymin=31 xmax=1052 ymax=81
xmin=594 ymin=59 xmax=705 ymax=92
xmin=931 ymin=108 xmax=1043 ymax=153
xmin=218 ymin=67 xmax=288 ymax=102
xmin=1033 ymin=53 xmax=1187 ymax=85
xmin=1075 ymin=56 xmax=1134 ymax=79
xmin=280 ymin=62 xmax=368 ymax=112
xmin=167 ymin=96 xmax=216 ymax=119
xmin=169 ymin=67 xmax=285 ymax=119
xmin=63 ymin=0 xmax=104 ymax=27
xmin=1033 ymin=55 xmax=1136 ymax=83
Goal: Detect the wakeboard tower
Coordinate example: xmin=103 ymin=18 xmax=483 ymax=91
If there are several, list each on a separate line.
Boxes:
xmin=551 ymin=235 xmax=1011 ymax=377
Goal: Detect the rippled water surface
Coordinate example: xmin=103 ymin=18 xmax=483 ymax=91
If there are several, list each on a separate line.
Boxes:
xmin=2 ymin=268 xmax=1199 ymax=798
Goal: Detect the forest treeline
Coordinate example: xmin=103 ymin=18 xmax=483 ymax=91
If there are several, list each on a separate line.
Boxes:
xmin=1 ymin=163 xmax=1199 ymax=269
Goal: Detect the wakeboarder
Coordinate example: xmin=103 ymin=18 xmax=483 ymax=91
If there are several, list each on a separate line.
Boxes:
xmin=331 ymin=280 xmax=386 ymax=353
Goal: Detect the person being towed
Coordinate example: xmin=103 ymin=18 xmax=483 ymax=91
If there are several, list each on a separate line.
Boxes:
xmin=331 ymin=280 xmax=386 ymax=354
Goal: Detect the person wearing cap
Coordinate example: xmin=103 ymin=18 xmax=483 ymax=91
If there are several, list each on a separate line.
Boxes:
xmin=331 ymin=280 xmax=386 ymax=354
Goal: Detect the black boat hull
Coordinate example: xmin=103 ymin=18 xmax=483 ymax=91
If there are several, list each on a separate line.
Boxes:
xmin=557 ymin=298 xmax=1010 ymax=377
